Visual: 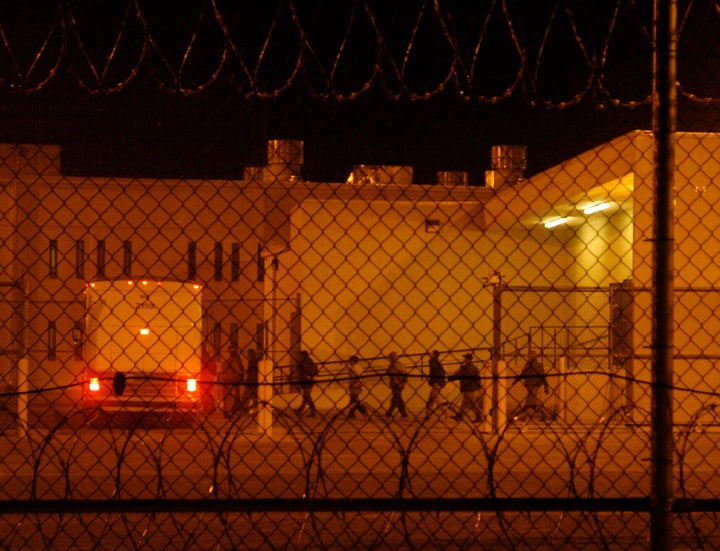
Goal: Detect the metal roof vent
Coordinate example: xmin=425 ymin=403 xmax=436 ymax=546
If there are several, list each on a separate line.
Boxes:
xmin=486 ymin=145 xmax=526 ymax=188
xmin=346 ymin=165 xmax=413 ymax=187
xmin=436 ymin=170 xmax=468 ymax=186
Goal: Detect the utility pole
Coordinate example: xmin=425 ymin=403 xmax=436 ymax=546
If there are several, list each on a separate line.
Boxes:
xmin=651 ymin=0 xmax=676 ymax=549
xmin=488 ymin=270 xmax=504 ymax=433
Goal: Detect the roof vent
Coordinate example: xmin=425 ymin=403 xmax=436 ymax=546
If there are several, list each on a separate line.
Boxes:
xmin=436 ymin=170 xmax=468 ymax=186
xmin=486 ymin=145 xmax=526 ymax=188
xmin=266 ymin=140 xmax=304 ymax=177
xmin=346 ymin=165 xmax=413 ymax=187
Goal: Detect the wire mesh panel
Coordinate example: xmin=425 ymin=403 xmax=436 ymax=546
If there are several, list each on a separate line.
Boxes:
xmin=3 ymin=1 xmax=720 ymax=550
xmin=0 ymin=131 xmax=699 ymax=550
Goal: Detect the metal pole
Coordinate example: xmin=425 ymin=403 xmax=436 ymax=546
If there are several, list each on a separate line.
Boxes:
xmin=272 ymin=255 xmax=279 ymax=366
xmin=651 ymin=1 xmax=676 ymax=549
xmin=492 ymin=277 xmax=503 ymax=433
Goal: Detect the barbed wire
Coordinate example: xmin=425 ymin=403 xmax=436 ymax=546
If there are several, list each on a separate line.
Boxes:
xmin=4 ymin=369 xmax=720 ymax=401
xmin=0 ymin=0 xmax=716 ymax=106
xmin=0 ymin=399 xmax=717 ymax=547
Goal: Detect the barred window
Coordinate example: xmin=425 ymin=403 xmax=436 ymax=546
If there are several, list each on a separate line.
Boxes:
xmin=187 ymin=241 xmax=197 ymax=280
xmin=122 ymin=240 xmax=132 ymax=277
xmin=255 ymin=322 xmax=264 ymax=355
xmin=47 ymin=321 xmax=56 ymax=361
xmin=256 ymin=244 xmax=264 ymax=282
xmin=48 ymin=239 xmax=58 ymax=278
xmin=214 ymin=242 xmax=223 ymax=281
xmin=231 ymin=243 xmax=240 ymax=281
xmin=96 ymin=239 xmax=106 ymax=278
xmin=75 ymin=239 xmax=85 ymax=280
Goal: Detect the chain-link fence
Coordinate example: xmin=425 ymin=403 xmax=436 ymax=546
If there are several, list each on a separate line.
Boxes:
xmin=2 ymin=1 xmax=720 ymax=549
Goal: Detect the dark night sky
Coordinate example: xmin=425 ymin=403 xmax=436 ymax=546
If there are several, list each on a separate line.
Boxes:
xmin=0 ymin=1 xmax=718 ymax=183
xmin=0 ymin=86 xmax=656 ymax=184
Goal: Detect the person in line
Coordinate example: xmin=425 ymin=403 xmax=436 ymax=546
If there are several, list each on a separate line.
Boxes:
xmin=449 ymin=353 xmax=483 ymax=422
xmin=293 ymin=350 xmax=319 ymax=417
xmin=385 ymin=351 xmax=409 ymax=419
xmin=240 ymin=348 xmax=260 ymax=413
xmin=513 ymin=350 xmax=551 ymax=419
xmin=220 ymin=343 xmax=244 ymax=418
xmin=346 ymin=355 xmax=367 ymax=419
xmin=424 ymin=349 xmax=446 ymax=419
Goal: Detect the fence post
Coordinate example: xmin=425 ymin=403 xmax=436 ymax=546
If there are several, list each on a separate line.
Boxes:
xmin=494 ymin=360 xmax=507 ymax=432
xmin=558 ymin=355 xmax=567 ymax=423
xmin=258 ymin=359 xmax=274 ymax=437
xmin=18 ymin=357 xmax=29 ymax=436
xmin=651 ymin=0 xmax=676 ymax=549
xmin=491 ymin=275 xmax=504 ymax=433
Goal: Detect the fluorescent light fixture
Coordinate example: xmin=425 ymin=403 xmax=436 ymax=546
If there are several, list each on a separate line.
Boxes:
xmin=544 ymin=217 xmax=568 ymax=228
xmin=583 ymin=202 xmax=610 ymax=215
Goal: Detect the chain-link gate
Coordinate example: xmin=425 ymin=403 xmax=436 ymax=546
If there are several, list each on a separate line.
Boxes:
xmin=500 ymin=285 xmax=619 ymax=425
xmin=2 ymin=1 xmax=720 ymax=550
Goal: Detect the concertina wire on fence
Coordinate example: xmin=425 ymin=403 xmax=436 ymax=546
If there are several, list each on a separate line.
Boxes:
xmin=0 ymin=0 xmax=717 ymax=105
xmin=2 ymin=1 xmax=720 ymax=550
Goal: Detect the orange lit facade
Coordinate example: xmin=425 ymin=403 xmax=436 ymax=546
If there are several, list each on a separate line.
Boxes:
xmin=1 ymin=132 xmax=719 ymax=424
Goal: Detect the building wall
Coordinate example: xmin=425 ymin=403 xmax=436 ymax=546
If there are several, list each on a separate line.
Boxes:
xmin=4 ymin=133 xmax=720 ymax=425
xmin=289 ymin=174 xmax=635 ymax=370
xmin=291 ymin=195 xmax=492 ymax=364
xmin=0 ymin=165 xmax=276 ymax=424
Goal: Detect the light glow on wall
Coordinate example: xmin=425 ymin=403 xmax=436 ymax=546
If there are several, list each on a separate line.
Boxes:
xmin=583 ymin=202 xmax=610 ymax=215
xmin=544 ymin=217 xmax=569 ymax=228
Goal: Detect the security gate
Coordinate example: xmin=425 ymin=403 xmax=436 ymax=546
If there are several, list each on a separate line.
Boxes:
xmin=499 ymin=283 xmax=635 ymax=425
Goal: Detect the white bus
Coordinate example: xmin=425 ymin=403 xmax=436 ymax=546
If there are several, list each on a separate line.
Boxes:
xmin=81 ymin=279 xmax=203 ymax=413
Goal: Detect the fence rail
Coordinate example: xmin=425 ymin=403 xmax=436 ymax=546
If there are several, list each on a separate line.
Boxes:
xmin=0 ymin=394 xmax=718 ymax=548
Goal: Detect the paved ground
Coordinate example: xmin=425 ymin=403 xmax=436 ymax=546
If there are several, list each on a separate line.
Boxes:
xmin=0 ymin=374 xmax=718 ymax=549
